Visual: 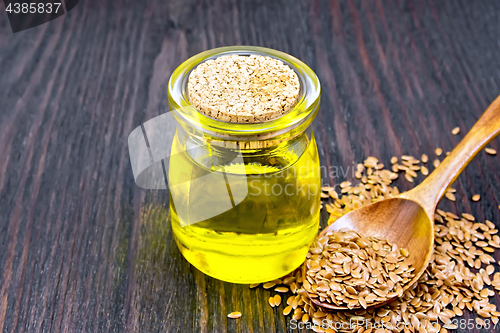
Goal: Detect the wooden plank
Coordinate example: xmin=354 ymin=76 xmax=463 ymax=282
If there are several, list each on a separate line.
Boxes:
xmin=0 ymin=0 xmax=499 ymax=332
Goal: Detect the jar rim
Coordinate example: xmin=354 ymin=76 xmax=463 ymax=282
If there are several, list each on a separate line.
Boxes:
xmin=167 ymin=46 xmax=321 ymax=138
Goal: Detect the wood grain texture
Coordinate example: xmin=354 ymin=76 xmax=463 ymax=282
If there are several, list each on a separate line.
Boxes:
xmin=404 ymin=94 xmax=500 ymax=217
xmin=1 ymin=0 xmax=500 ymax=332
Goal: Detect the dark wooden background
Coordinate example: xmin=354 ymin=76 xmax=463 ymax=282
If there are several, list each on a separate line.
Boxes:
xmin=1 ymin=0 xmax=500 ymax=332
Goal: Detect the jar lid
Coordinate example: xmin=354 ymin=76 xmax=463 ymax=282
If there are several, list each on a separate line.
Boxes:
xmin=168 ymin=46 xmax=321 ymax=141
xmin=187 ymin=54 xmax=300 ymax=123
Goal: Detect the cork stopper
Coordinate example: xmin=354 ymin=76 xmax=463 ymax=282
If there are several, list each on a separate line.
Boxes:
xmin=187 ymin=54 xmax=300 ymax=123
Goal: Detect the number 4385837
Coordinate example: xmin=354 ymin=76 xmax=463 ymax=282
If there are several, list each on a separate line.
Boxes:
xmin=6 ymin=2 xmax=62 ymax=14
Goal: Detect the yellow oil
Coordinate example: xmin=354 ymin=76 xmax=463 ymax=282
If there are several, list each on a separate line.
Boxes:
xmin=168 ymin=131 xmax=321 ymax=283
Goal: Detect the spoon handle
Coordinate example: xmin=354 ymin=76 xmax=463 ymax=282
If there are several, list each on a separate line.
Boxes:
xmin=402 ymin=94 xmax=500 ymax=216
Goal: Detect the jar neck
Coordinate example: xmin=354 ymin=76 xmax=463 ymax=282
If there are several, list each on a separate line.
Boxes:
xmin=176 ymin=125 xmax=314 ymax=174
xmin=171 ymin=103 xmax=318 ymax=151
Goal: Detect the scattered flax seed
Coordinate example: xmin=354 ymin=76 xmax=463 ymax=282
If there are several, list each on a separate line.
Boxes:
xmin=433 ymin=159 xmax=440 ymax=168
xmin=390 ymin=156 xmax=398 ymax=164
xmin=340 ymin=181 xmax=351 ymax=188
xmin=421 ymin=154 xmax=428 ymax=163
xmin=397 ymin=165 xmax=407 ymax=172
xmin=405 ymin=173 xmax=414 ymax=183
xmin=274 ymin=294 xmax=282 ymax=306
xmin=406 ymin=169 xmax=417 ymax=178
xmin=462 ymin=213 xmax=475 ymax=221
xmin=253 ymin=153 xmax=500 ymax=333
xmin=435 ymin=147 xmax=443 ymax=156
xmin=485 ymin=147 xmax=497 ymax=155
xmin=249 ymin=283 xmax=260 ymax=289
xmin=268 ymin=296 xmax=276 ymax=307
xmin=445 ymin=192 xmax=456 ymax=201
xmin=227 ymin=312 xmax=242 ymax=319
xmin=275 ymin=287 xmax=289 ymax=293
xmin=188 ymin=54 xmax=300 ymax=123
xmin=421 ymin=166 xmax=429 ymax=176
xmin=263 ymin=282 xmax=277 ymax=289
xmin=472 ymin=194 xmax=481 ymax=202
xmin=452 ymin=127 xmax=460 ymax=135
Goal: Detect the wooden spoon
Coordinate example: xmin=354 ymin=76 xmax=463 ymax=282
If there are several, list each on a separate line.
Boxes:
xmin=302 ymin=95 xmax=500 ymax=311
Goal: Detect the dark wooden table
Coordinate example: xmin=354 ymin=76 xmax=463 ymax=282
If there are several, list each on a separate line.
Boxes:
xmin=1 ymin=0 xmax=500 ymax=332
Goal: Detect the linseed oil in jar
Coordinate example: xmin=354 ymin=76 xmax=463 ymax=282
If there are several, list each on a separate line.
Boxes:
xmin=167 ymin=47 xmax=321 ymax=283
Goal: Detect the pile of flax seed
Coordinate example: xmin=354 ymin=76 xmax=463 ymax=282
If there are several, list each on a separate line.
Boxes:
xmin=246 ymin=141 xmax=499 ymax=333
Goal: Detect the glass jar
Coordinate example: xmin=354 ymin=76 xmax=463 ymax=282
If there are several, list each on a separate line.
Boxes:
xmin=167 ymin=46 xmax=321 ymax=283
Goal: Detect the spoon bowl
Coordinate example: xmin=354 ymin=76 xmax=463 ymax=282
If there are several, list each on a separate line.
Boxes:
xmin=302 ymin=197 xmax=434 ymax=310
xmin=303 ymin=94 xmax=500 ymax=311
